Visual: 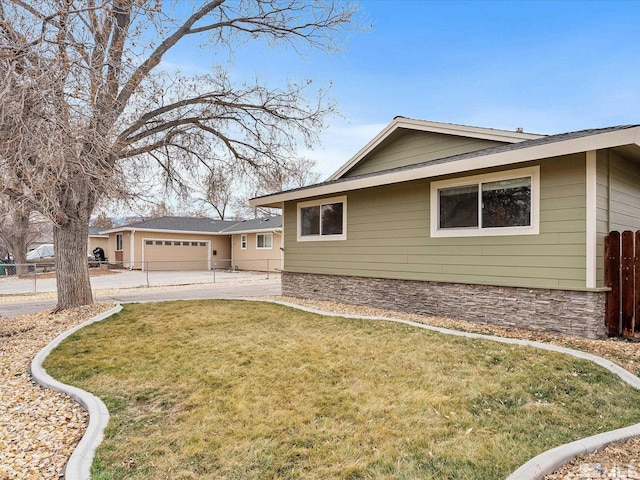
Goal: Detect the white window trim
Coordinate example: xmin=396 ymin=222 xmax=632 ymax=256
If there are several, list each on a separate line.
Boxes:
xmin=256 ymin=233 xmax=273 ymax=250
xmin=297 ymin=195 xmax=347 ymax=242
xmin=115 ymin=233 xmax=123 ymax=251
xmin=240 ymin=234 xmax=247 ymax=250
xmin=430 ymin=166 xmax=540 ymax=238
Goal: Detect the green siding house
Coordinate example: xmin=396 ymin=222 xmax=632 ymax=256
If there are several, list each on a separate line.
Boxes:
xmin=251 ymin=117 xmax=640 ymax=338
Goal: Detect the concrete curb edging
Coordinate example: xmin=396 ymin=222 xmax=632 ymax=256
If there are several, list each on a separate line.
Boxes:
xmin=269 ymin=300 xmax=640 ymax=480
xmin=30 ymin=304 xmax=123 ymax=480
xmin=27 ymin=298 xmax=640 ymax=480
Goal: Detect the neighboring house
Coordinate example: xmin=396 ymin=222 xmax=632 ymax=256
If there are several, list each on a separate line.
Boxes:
xmin=98 ymin=216 xmax=282 ymax=271
xmin=250 ymin=117 xmax=640 ymax=339
xmin=88 ymin=227 xmax=109 ymax=258
xmin=225 ymin=216 xmax=283 ymax=272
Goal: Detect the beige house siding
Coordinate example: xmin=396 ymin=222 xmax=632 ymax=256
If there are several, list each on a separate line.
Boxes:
xmin=284 ymin=154 xmax=588 ymax=289
xmin=107 ymin=231 xmax=231 ymax=270
xmin=343 ymin=130 xmax=505 ymax=178
xmin=231 ymin=232 xmax=282 ymax=271
xmin=87 ymin=236 xmax=109 ymax=257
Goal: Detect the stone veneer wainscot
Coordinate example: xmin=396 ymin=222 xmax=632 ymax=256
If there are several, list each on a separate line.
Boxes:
xmin=283 ymin=271 xmax=607 ymax=339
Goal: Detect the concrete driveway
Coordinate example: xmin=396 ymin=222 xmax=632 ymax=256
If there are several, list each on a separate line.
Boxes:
xmin=0 ymin=268 xmax=276 ymax=295
xmin=0 ymin=271 xmax=281 ymax=317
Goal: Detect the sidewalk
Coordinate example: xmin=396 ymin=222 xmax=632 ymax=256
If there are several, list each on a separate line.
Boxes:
xmin=0 ymin=272 xmax=282 ymax=317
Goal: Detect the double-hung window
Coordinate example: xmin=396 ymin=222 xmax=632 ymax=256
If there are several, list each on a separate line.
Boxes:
xmin=297 ymin=196 xmax=347 ymax=241
xmin=240 ymin=234 xmax=247 ymax=250
xmin=115 ymin=233 xmax=123 ymax=251
xmin=430 ymin=167 xmax=539 ymax=237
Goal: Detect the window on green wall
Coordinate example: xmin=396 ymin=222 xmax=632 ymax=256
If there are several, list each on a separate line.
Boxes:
xmin=297 ymin=196 xmax=347 ymax=241
xmin=430 ymin=166 xmax=539 ymax=238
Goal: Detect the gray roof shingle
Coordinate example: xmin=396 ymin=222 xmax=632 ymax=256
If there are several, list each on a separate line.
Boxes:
xmin=222 ymin=216 xmax=282 ymax=233
xmin=107 ymin=215 xmax=283 ymax=234
xmin=121 ymin=216 xmax=239 ymax=233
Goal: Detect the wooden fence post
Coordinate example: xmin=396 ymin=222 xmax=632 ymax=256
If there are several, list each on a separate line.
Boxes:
xmin=635 ymin=231 xmax=640 ymax=337
xmin=604 ymin=231 xmax=621 ymax=336
xmin=621 ymin=231 xmax=635 ymax=337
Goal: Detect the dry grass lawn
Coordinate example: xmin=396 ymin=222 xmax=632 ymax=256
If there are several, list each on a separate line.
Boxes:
xmin=44 ymin=300 xmax=640 ymax=480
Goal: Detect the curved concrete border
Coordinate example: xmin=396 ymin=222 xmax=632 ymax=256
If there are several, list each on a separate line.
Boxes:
xmin=29 ymin=299 xmax=640 ymax=480
xmin=270 ymin=300 xmax=640 ymax=480
xmin=30 ymin=304 xmax=123 ymax=480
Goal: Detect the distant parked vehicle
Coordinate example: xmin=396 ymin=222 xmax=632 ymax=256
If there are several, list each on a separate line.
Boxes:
xmin=26 ymin=244 xmax=55 ymax=272
xmin=26 ymin=244 xmax=55 ymax=261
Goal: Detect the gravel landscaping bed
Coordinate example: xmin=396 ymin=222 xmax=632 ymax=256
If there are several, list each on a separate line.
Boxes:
xmin=2 ymin=297 xmax=639 ymax=479
xmin=0 ymin=303 xmax=113 ymax=480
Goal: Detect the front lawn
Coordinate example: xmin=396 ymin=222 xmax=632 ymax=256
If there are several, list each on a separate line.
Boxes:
xmin=44 ymin=300 xmax=640 ymax=479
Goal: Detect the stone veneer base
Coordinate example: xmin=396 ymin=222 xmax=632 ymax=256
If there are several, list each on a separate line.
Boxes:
xmin=282 ymin=272 xmax=607 ymax=339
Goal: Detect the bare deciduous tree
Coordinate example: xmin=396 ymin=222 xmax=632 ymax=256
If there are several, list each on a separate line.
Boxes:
xmin=91 ymin=212 xmax=114 ymax=229
xmin=0 ymin=0 xmax=356 ymax=310
xmin=200 ymin=165 xmax=239 ymax=220
xmin=0 ymin=194 xmax=51 ymax=274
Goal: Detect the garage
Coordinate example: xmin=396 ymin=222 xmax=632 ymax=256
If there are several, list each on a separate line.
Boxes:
xmin=141 ymin=238 xmax=210 ymax=271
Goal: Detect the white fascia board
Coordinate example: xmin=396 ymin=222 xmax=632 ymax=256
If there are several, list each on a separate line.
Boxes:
xmin=395 ymin=117 xmax=544 ymax=142
xmin=99 ymin=227 xmax=129 ymax=234
xmin=252 ymin=127 xmax=640 ymax=208
xmin=327 ymin=117 xmax=544 ymax=181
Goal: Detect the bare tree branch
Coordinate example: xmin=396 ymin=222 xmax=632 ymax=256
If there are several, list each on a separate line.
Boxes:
xmin=0 ymin=0 xmax=357 ymax=311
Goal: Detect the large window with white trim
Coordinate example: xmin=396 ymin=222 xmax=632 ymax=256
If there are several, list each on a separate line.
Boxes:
xmin=297 ymin=196 xmax=347 ymax=241
xmin=115 ymin=233 xmax=123 ymax=251
xmin=430 ymin=167 xmax=539 ymax=237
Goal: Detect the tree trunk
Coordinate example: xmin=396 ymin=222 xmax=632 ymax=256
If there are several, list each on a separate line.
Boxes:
xmin=54 ymin=212 xmax=93 ymax=310
xmin=5 ymin=207 xmax=31 ymax=276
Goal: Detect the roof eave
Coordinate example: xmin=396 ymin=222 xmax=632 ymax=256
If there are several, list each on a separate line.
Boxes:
xmin=251 ymin=126 xmax=640 ymax=207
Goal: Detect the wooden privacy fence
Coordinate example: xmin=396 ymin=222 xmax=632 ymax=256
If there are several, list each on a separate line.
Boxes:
xmin=604 ymin=231 xmax=640 ymax=337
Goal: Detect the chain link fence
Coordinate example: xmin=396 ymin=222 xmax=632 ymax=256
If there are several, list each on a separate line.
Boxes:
xmin=0 ymin=259 xmax=281 ymax=296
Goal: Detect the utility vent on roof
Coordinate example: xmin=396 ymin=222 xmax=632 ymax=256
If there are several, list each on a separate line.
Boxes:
xmin=516 ymin=127 xmax=524 ymax=133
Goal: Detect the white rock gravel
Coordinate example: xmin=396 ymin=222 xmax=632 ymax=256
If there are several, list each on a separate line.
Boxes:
xmin=2 ymin=296 xmax=639 ymax=479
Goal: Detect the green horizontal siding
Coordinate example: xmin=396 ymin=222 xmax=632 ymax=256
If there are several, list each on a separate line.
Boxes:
xmin=344 ymin=130 xmax=504 ymax=177
xmin=609 ymin=152 xmax=640 ymax=231
xmin=284 ymin=154 xmax=588 ymax=289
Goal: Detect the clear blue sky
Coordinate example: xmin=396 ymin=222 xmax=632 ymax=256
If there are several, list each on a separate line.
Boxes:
xmin=165 ymin=0 xmax=640 ymax=179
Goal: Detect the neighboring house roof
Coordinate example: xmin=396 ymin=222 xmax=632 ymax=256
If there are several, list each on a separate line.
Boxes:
xmin=251 ymin=122 xmax=640 ymax=208
xmin=100 ymin=216 xmax=237 ymax=235
xmin=99 ymin=215 xmax=282 ymax=235
xmin=327 ymin=116 xmax=545 ymax=180
xmin=222 ymin=216 xmax=283 ymax=234
xmin=89 ymin=227 xmax=109 ymax=237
